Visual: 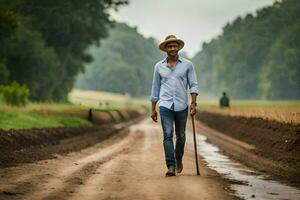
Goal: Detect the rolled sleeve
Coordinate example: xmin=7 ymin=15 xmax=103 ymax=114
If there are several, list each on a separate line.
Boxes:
xmin=149 ymin=64 xmax=161 ymax=102
xmin=187 ymin=63 xmax=199 ymax=95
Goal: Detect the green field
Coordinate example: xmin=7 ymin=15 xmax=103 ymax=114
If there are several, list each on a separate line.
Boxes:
xmin=0 ymin=90 xmax=148 ymax=131
xmin=0 ymin=109 xmax=91 ymax=131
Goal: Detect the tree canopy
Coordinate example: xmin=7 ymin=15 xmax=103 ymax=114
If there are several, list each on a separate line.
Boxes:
xmin=0 ymin=0 xmax=127 ymax=101
xmin=192 ymin=0 xmax=300 ymax=99
xmin=75 ymin=23 xmax=165 ymax=97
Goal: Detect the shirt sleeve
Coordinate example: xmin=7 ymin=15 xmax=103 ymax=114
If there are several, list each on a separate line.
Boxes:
xmin=187 ymin=63 xmax=199 ymax=95
xmin=149 ymin=64 xmax=161 ymax=102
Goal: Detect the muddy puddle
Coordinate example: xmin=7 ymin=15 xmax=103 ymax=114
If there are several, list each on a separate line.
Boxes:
xmin=186 ymin=132 xmax=300 ymax=200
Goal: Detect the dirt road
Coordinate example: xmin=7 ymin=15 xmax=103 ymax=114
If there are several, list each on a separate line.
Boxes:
xmin=0 ymin=118 xmax=237 ymax=200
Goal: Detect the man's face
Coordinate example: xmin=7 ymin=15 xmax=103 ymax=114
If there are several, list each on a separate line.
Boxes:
xmin=166 ymin=42 xmax=179 ymax=57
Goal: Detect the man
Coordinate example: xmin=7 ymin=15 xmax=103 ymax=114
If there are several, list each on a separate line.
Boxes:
xmin=219 ymin=92 xmax=230 ymax=108
xmin=150 ymin=35 xmax=199 ymax=176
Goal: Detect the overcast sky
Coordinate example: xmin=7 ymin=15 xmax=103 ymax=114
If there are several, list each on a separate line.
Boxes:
xmin=110 ymin=0 xmax=277 ymax=57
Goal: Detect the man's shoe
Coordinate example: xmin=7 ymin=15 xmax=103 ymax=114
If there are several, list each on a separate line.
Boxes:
xmin=176 ymin=160 xmax=183 ymax=173
xmin=165 ymin=166 xmax=176 ymax=176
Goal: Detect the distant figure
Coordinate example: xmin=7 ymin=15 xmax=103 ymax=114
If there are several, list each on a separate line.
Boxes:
xmin=220 ymin=92 xmax=230 ymax=108
xmin=88 ymin=108 xmax=93 ymax=122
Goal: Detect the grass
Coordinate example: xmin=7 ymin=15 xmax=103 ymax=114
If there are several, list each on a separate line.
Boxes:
xmin=0 ymin=109 xmax=91 ymax=131
xmin=0 ymin=89 xmax=148 ymax=131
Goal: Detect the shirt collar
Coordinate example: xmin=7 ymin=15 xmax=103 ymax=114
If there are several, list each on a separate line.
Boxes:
xmin=162 ymin=55 xmax=183 ymax=63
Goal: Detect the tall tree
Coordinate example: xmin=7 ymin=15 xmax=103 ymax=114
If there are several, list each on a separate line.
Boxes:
xmin=0 ymin=0 xmax=17 ymax=84
xmin=260 ymin=20 xmax=300 ymax=99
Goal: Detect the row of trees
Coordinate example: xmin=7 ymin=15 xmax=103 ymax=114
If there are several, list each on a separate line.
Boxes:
xmin=0 ymin=0 xmax=127 ymax=102
xmin=192 ymin=0 xmax=300 ymax=99
xmin=75 ymin=23 xmax=165 ymax=97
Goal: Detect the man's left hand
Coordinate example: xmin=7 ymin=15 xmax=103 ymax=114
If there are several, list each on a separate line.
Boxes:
xmin=190 ymin=103 xmax=197 ymax=116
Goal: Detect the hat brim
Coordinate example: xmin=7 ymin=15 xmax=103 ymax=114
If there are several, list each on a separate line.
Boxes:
xmin=159 ymin=39 xmax=184 ymax=52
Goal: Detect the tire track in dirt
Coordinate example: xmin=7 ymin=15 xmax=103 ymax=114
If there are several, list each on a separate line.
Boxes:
xmin=29 ymin=130 xmax=139 ymax=200
xmin=0 ymin=127 xmax=138 ymax=200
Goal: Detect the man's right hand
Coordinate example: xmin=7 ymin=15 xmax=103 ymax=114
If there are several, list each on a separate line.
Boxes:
xmin=151 ymin=110 xmax=158 ymax=122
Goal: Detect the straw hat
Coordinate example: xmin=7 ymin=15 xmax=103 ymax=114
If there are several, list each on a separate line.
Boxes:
xmin=159 ymin=35 xmax=184 ymax=52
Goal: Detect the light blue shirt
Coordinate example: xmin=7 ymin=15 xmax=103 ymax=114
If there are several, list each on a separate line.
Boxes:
xmin=149 ymin=56 xmax=199 ymax=111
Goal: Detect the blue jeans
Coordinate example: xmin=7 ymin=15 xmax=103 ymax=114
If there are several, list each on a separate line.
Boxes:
xmin=159 ymin=104 xmax=188 ymax=168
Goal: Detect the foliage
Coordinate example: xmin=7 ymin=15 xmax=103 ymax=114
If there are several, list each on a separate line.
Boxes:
xmin=75 ymin=23 xmax=164 ymax=97
xmin=192 ymin=0 xmax=300 ymax=99
xmin=0 ymin=0 xmax=127 ymax=101
xmin=0 ymin=81 xmax=30 ymax=106
xmin=5 ymin=21 xmax=60 ymax=101
xmin=259 ymin=20 xmax=300 ymax=99
xmin=0 ymin=1 xmax=17 ymax=84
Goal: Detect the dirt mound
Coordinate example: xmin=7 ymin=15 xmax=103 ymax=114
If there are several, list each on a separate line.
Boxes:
xmin=196 ymin=111 xmax=300 ymax=184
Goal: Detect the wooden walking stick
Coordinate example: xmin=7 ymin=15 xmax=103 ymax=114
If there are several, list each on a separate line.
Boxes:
xmin=191 ymin=115 xmax=200 ymax=175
